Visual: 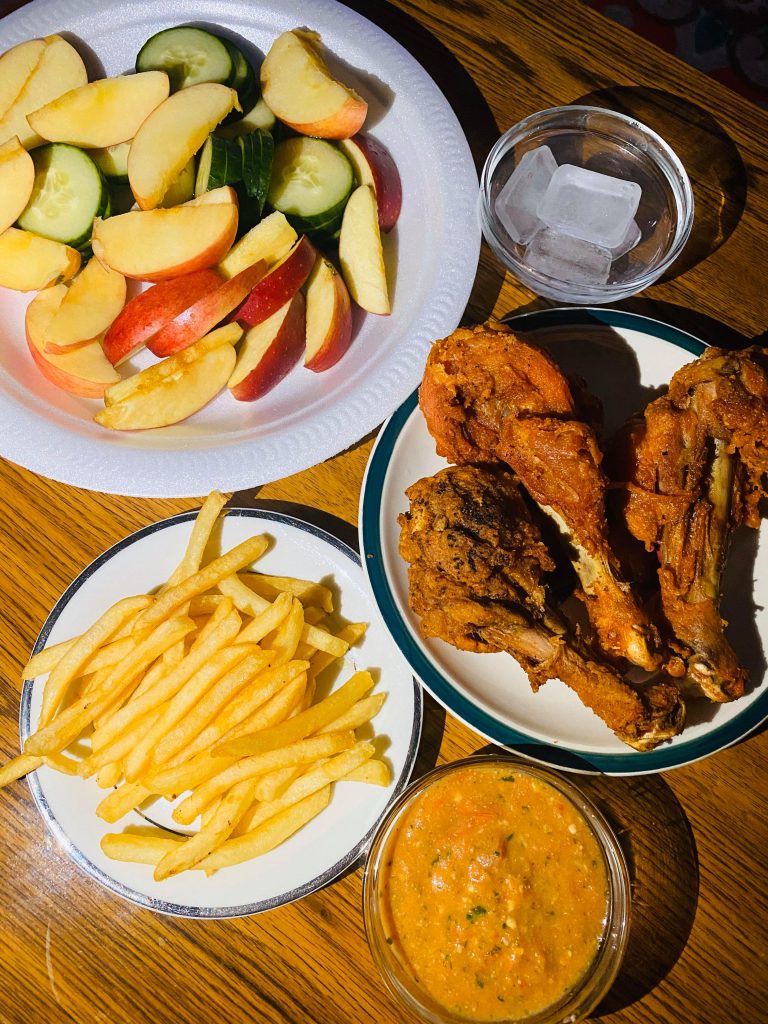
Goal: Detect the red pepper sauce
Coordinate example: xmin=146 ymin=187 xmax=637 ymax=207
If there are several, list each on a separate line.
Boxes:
xmin=379 ymin=765 xmax=608 ymax=1021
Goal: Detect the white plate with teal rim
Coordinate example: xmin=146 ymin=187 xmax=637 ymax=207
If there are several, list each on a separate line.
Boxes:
xmin=20 ymin=505 xmax=421 ymax=916
xmin=0 ymin=0 xmax=479 ymax=497
xmin=360 ymin=308 xmax=768 ymax=775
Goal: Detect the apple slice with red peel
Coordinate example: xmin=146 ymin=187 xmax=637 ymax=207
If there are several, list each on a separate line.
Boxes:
xmin=229 ymin=292 xmax=306 ymax=402
xmin=234 ymin=235 xmax=316 ymax=328
xmin=103 ymin=268 xmax=222 ymax=367
xmin=260 ymin=30 xmax=367 ymax=140
xmin=338 ymin=186 xmax=390 ymax=315
xmin=43 ymin=257 xmax=126 ymax=352
xmin=96 ymin=323 xmax=240 ymax=429
xmin=304 ymin=257 xmax=353 ymax=373
xmin=0 ymin=227 xmax=80 ymax=292
xmin=91 ymin=200 xmax=238 ymax=282
xmin=338 ymin=135 xmax=402 ymax=233
xmin=147 ymin=259 xmax=267 ymax=358
xmin=129 ymin=83 xmax=239 ymax=211
xmin=26 ymin=284 xmax=120 ymax=398
xmin=0 ymin=137 xmax=34 ymax=235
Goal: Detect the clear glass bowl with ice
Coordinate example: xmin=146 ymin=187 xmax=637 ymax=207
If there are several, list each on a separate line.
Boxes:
xmin=479 ymin=106 xmax=694 ymax=303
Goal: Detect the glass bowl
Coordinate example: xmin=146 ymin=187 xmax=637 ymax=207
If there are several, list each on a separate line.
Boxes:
xmin=363 ymin=756 xmax=630 ymax=1024
xmin=479 ymin=105 xmax=694 ymax=303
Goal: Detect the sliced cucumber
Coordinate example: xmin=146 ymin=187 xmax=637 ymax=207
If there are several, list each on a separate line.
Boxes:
xmin=268 ymin=137 xmax=353 ymax=236
xmin=89 ymin=141 xmax=131 ymax=183
xmin=239 ymin=130 xmax=273 ymax=216
xmin=221 ymin=38 xmax=258 ymax=125
xmin=17 ymin=144 xmax=109 ymax=250
xmin=136 ymin=26 xmax=232 ymax=92
xmin=216 ymin=96 xmax=276 ymax=139
xmin=194 ymin=135 xmax=243 ymax=197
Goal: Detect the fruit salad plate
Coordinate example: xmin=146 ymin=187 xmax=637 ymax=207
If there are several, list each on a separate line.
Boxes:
xmin=360 ymin=308 xmax=768 ymax=775
xmin=0 ymin=0 xmax=479 ymax=497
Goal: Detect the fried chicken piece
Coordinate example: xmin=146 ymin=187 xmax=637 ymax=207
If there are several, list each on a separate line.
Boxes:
xmin=419 ymin=322 xmax=661 ymax=671
xmin=614 ymin=346 xmax=768 ymax=702
xmin=398 ymin=465 xmax=684 ymax=751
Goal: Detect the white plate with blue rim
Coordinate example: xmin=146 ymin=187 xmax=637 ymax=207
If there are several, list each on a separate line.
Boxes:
xmin=359 ymin=307 xmax=768 ymax=775
xmin=20 ymin=504 xmax=421 ymax=916
xmin=0 ymin=0 xmax=479 ymax=496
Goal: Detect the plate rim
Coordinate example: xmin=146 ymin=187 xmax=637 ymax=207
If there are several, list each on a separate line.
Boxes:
xmin=20 ymin=505 xmax=423 ymax=917
xmin=0 ymin=0 xmax=480 ymax=497
xmin=359 ymin=306 xmax=768 ymax=775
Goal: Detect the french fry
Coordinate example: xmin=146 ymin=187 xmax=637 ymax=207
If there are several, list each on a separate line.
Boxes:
xmin=167 ymin=491 xmax=228 ymax=587
xmin=218 ymin=573 xmax=271 ymax=616
xmin=25 ymin=616 xmax=195 ymax=757
xmin=154 ymin=777 xmax=258 ymax=880
xmin=96 ymin=762 xmax=123 ymax=789
xmin=187 ymin=595 xmax=226 ymax=616
xmin=300 ymin=624 xmax=348 ymax=658
xmin=237 ymin=742 xmax=374 ymax=833
xmin=307 ymin=623 xmax=367 ymax=682
xmin=101 ymin=831 xmax=184 ymax=864
xmin=232 ymin=588 xmax=292 ymax=643
xmin=269 ymin=598 xmax=305 ymax=665
xmin=241 ymin=572 xmax=334 ymax=614
xmin=173 ymin=730 xmax=356 ymax=825
xmin=81 ymin=702 xmax=170 ymax=777
xmin=38 ymin=595 xmax=152 ymax=726
xmin=132 ymin=536 xmax=268 ymax=640
xmin=252 ymin=765 xmax=303 ymax=803
xmin=342 ymin=760 xmax=391 ymax=786
xmin=96 ymin=779 xmax=152 ymax=823
xmin=318 ymin=692 xmax=387 ymax=734
xmin=0 ymin=753 xmax=43 ymax=788
xmin=199 ymin=787 xmax=331 ymax=871
xmin=303 ymin=607 xmax=327 ymax=626
xmin=213 ymin=671 xmax=373 ymax=758
xmin=144 ymin=751 xmax=235 ymax=798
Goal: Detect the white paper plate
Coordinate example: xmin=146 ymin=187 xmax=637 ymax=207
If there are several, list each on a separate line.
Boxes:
xmin=0 ymin=0 xmax=479 ymax=497
xmin=20 ymin=506 xmax=421 ymax=916
xmin=360 ymin=308 xmax=768 ymax=775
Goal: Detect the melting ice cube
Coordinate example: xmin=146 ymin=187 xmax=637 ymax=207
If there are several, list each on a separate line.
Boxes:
xmin=537 ymin=164 xmax=642 ymax=249
xmin=525 ymin=228 xmax=612 ymax=285
xmin=611 ymin=219 xmax=641 ymax=260
xmin=495 ymin=145 xmax=557 ymax=244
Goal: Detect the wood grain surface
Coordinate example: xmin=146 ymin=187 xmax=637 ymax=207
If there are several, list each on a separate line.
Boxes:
xmin=1 ymin=1 xmax=767 ymax=1023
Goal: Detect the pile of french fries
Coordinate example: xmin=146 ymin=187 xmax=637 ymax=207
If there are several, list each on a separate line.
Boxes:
xmin=1 ymin=492 xmax=389 ymax=881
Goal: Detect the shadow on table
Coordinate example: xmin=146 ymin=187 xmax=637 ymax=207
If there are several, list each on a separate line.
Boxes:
xmin=570 ymin=86 xmax=747 ymax=281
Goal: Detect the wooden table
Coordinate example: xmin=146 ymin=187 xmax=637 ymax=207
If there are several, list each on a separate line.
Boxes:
xmin=1 ymin=1 xmax=767 ymax=1021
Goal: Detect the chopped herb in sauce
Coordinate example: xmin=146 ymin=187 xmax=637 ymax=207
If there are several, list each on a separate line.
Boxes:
xmin=466 ymin=905 xmax=487 ymax=921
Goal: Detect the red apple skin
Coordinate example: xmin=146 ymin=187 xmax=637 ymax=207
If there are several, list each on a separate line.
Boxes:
xmin=103 ymin=268 xmax=222 ymax=366
xmin=341 ymin=135 xmax=402 ymax=232
xmin=230 ymin=292 xmax=306 ymax=402
xmin=147 ymin=260 xmax=267 ymax=358
xmin=233 ymin=236 xmax=316 ymax=328
xmin=305 ymin=262 xmax=354 ymax=373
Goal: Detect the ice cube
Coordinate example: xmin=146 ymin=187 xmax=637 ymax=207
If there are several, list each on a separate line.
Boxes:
xmin=525 ymin=228 xmax=612 ymax=285
xmin=611 ymin=219 xmax=641 ymax=260
xmin=495 ymin=145 xmax=557 ymax=244
xmin=537 ymin=164 xmax=641 ymax=249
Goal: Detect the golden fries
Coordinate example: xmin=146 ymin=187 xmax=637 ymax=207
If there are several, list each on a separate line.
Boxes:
xmin=4 ymin=493 xmax=389 ymax=882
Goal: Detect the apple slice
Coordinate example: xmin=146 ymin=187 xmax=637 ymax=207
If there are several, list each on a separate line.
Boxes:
xmin=229 ymin=292 xmax=306 ymax=401
xmin=260 ymin=30 xmax=367 ymax=140
xmin=218 ymin=211 xmax=297 ymax=280
xmin=128 ymin=83 xmax=239 ymax=210
xmin=103 ymin=268 xmax=222 ymax=366
xmin=0 ymin=36 xmax=88 ymax=149
xmin=26 ymin=284 xmax=120 ymax=397
xmin=96 ymin=324 xmax=240 ymax=430
xmin=91 ymin=201 xmax=238 ymax=282
xmin=338 ymin=185 xmax=390 ymax=315
xmin=338 ymin=135 xmax=402 ymax=233
xmin=234 ymin=235 xmax=316 ymax=327
xmin=43 ymin=257 xmax=126 ymax=352
xmin=184 ymin=186 xmax=238 ymax=208
xmin=0 ymin=136 xmax=34 ymax=234
xmin=0 ymin=227 xmax=80 ymax=291
xmin=304 ymin=257 xmax=353 ymax=372
xmin=0 ymin=38 xmax=47 ymax=121
xmin=27 ymin=72 xmax=170 ymax=149
xmin=147 ymin=260 xmax=267 ymax=357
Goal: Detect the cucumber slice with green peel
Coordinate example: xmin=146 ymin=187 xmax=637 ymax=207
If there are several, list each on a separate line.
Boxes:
xmin=89 ymin=141 xmax=131 ymax=183
xmin=221 ymin=38 xmax=259 ymax=125
xmin=268 ymin=137 xmax=353 ymax=234
xmin=136 ymin=26 xmax=232 ymax=92
xmin=17 ymin=144 xmax=109 ymax=251
xmin=194 ymin=135 xmax=243 ymax=197
xmin=239 ymin=130 xmax=273 ymax=215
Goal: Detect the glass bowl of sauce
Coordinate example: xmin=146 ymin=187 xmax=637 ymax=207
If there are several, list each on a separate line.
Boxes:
xmin=363 ymin=757 xmax=630 ymax=1024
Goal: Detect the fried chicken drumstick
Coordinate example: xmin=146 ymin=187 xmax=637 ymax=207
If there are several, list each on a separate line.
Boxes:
xmin=398 ymin=465 xmax=684 ymax=751
xmin=614 ymin=346 xmax=768 ymax=702
xmin=419 ymin=322 xmax=661 ymax=672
